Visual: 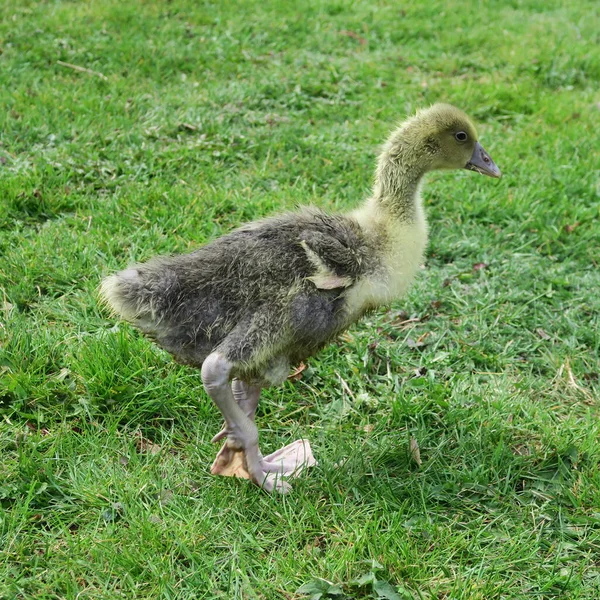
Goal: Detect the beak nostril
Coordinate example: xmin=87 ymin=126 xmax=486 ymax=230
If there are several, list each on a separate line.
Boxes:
xmin=466 ymin=142 xmax=499 ymax=178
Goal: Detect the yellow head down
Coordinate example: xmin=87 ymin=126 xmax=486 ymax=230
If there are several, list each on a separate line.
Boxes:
xmin=402 ymin=103 xmax=501 ymax=177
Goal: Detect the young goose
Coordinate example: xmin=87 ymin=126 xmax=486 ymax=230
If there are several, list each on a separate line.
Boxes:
xmin=101 ymin=103 xmax=500 ymax=493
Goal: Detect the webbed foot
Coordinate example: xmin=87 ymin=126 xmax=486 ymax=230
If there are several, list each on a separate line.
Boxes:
xmin=210 ymin=440 xmax=293 ymax=494
xmin=261 ymin=439 xmax=317 ymax=475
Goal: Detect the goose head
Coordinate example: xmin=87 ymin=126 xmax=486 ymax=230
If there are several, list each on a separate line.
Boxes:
xmin=369 ymin=104 xmax=502 ymax=218
xmin=407 ymin=103 xmax=501 ymax=178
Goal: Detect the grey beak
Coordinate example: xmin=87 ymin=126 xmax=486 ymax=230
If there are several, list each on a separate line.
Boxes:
xmin=465 ymin=142 xmax=501 ymax=178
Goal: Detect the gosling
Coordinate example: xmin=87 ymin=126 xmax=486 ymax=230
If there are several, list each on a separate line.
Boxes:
xmin=100 ymin=103 xmax=501 ymax=493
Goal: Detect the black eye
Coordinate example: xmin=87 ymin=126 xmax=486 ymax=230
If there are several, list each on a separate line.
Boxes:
xmin=455 ymin=131 xmax=468 ymax=142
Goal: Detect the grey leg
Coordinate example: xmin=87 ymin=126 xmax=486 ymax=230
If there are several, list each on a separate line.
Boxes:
xmin=213 ymin=379 xmax=308 ymax=475
xmin=201 ymin=352 xmax=290 ymax=493
xmin=211 ymin=379 xmax=261 ymax=443
xmin=219 ymin=379 xmax=315 ymax=476
xmin=232 ymin=379 xmax=261 ymax=414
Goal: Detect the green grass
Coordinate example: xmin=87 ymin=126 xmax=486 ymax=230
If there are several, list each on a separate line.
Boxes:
xmin=1 ymin=0 xmax=599 ymax=598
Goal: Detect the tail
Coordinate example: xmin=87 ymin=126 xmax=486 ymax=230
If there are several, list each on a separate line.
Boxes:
xmin=100 ymin=258 xmax=182 ymax=332
xmin=100 ymin=259 xmax=215 ymax=364
xmin=100 ymin=268 xmax=151 ymax=323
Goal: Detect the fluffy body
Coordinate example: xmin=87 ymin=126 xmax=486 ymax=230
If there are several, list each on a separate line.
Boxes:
xmin=101 ymin=205 xmax=425 ymax=384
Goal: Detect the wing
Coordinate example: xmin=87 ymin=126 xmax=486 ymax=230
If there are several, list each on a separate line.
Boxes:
xmin=299 ymin=217 xmax=369 ymax=290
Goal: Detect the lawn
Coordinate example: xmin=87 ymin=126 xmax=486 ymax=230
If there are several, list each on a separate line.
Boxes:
xmin=1 ymin=0 xmax=599 ymax=598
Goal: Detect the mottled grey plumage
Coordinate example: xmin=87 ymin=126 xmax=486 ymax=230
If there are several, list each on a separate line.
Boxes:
xmin=103 ymin=209 xmax=377 ymax=383
xmin=101 ymin=104 xmax=501 ymax=493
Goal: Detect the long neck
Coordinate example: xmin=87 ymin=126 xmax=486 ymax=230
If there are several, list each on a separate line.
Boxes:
xmin=371 ymin=126 xmax=432 ymax=222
